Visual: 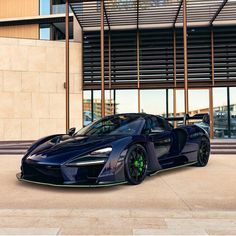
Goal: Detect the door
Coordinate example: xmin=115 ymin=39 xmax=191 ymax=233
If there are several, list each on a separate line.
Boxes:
xmin=146 ymin=116 xmax=173 ymax=168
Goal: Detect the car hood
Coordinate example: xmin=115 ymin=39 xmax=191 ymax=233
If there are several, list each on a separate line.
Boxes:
xmin=26 ymin=134 xmax=127 ymax=165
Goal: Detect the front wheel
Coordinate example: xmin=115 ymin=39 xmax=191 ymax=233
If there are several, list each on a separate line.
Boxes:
xmin=195 ymin=136 xmax=210 ymax=167
xmin=125 ymin=144 xmax=148 ymax=185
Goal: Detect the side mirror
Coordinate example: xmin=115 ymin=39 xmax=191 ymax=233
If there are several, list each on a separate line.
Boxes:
xmin=67 ymin=127 xmax=76 ymax=136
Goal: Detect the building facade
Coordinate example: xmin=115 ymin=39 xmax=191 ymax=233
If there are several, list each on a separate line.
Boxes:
xmin=74 ymin=0 xmax=236 ymax=140
xmin=82 ymin=27 xmax=236 ymax=139
xmin=1 ymin=0 xmax=236 ymax=140
xmin=0 ymin=0 xmax=39 ymax=39
xmin=0 ymin=0 xmax=83 ymax=140
xmin=0 ymin=0 xmax=75 ymax=40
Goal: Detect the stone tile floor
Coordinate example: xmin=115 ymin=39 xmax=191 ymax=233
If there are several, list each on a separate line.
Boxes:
xmin=0 ymin=155 xmax=235 ymax=235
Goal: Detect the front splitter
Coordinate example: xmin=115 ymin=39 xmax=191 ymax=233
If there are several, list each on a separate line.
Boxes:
xmin=16 ymin=173 xmax=127 ymax=188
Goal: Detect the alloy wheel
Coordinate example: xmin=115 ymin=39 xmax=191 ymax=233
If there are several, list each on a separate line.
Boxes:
xmin=125 ymin=144 xmax=148 ymax=185
xmin=198 ymin=137 xmax=210 ymax=166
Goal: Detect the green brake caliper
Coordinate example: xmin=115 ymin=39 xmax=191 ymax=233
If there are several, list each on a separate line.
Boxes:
xmin=136 ymin=154 xmax=144 ymax=176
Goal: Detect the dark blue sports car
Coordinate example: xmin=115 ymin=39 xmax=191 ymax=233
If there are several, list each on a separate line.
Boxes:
xmin=17 ymin=113 xmax=210 ymax=187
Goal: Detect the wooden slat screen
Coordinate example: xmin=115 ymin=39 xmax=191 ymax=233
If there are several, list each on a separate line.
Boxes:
xmin=83 ymin=26 xmax=236 ymax=89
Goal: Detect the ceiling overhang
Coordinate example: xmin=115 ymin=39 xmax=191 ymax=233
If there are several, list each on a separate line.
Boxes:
xmin=69 ymin=0 xmax=236 ymax=31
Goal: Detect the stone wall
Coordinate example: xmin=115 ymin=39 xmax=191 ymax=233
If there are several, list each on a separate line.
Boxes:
xmin=0 ymin=37 xmax=82 ymax=140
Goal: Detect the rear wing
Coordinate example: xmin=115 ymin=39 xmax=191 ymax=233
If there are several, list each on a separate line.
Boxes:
xmin=166 ymin=113 xmax=210 ymax=126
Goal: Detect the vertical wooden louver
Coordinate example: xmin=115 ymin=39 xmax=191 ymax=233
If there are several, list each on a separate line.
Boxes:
xmin=83 ymin=26 xmax=236 ymax=89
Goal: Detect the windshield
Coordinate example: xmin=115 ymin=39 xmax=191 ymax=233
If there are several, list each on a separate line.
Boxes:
xmin=76 ymin=115 xmax=145 ymax=136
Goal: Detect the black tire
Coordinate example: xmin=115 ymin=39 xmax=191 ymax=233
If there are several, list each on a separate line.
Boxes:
xmin=125 ymin=144 xmax=148 ymax=185
xmin=195 ymin=136 xmax=210 ymax=167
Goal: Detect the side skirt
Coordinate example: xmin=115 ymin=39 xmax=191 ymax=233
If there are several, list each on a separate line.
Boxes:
xmin=148 ymin=161 xmax=197 ymax=177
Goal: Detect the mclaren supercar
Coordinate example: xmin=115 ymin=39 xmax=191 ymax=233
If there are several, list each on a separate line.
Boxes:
xmin=17 ymin=113 xmax=210 ymax=187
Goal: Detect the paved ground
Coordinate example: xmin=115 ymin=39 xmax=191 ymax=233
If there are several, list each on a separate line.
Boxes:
xmin=0 ymin=155 xmax=236 ymax=235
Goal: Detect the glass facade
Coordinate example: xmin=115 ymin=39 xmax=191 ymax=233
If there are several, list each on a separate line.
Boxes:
xmin=82 ymin=19 xmax=236 ymax=138
xmin=82 ymin=27 xmax=236 ymax=139
xmin=212 ymin=87 xmax=236 ymax=138
xmin=52 ymin=0 xmax=74 ymax=14
xmin=39 ymin=24 xmax=51 ymax=40
xmin=40 ymin=0 xmax=51 ymax=15
xmin=40 ymin=0 xmax=73 ymax=15
xmin=213 ymin=88 xmax=228 ymax=138
xmin=140 ymin=89 xmax=173 ymax=117
xmin=189 ymin=89 xmax=209 ymax=116
xmin=39 ymin=22 xmax=73 ymax=41
xmin=83 ymin=87 xmax=236 ymax=139
xmin=52 ymin=0 xmax=66 ymax=14
xmin=176 ymin=90 xmax=185 ymax=115
xmin=116 ymin=90 xmax=138 ymax=114
xmin=83 ymin=91 xmax=92 ymax=126
xmin=83 ymin=89 xmax=172 ymax=126
xmin=83 ymin=90 xmax=116 ymax=126
xmin=39 ymin=0 xmax=73 ymax=41
xmin=140 ymin=90 xmax=166 ymax=116
xmin=230 ymin=87 xmax=236 ymax=138
xmin=105 ymin=90 xmax=115 ymax=116
xmin=93 ymin=90 xmax=102 ymax=121
xmin=40 ymin=0 xmax=67 ymax=15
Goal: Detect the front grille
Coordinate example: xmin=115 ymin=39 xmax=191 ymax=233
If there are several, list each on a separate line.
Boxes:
xmin=22 ymin=161 xmax=64 ymax=184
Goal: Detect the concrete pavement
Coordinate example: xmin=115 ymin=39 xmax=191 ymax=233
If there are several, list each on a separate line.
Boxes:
xmin=0 ymin=155 xmax=236 ymax=235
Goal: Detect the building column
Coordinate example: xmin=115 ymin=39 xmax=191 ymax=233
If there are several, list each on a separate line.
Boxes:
xmin=65 ymin=0 xmax=70 ymax=131
xmin=137 ymin=29 xmax=140 ymax=112
xmin=173 ymin=30 xmax=177 ymax=127
xmin=183 ymin=0 xmax=189 ymax=115
xmin=108 ymin=32 xmax=112 ymax=115
xmin=227 ymin=87 xmax=231 ymax=138
xmin=209 ymin=88 xmax=214 ymax=139
xmin=137 ymin=0 xmax=140 ymax=113
xmin=101 ymin=0 xmax=105 ymax=117
xmin=210 ymin=28 xmax=215 ymax=139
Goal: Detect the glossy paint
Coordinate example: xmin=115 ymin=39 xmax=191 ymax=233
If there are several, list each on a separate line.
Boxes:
xmin=17 ymin=113 xmax=210 ymax=187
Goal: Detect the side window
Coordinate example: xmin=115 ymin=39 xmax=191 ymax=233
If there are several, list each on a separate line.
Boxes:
xmin=143 ymin=116 xmax=166 ymax=134
xmin=151 ymin=116 xmax=166 ymax=132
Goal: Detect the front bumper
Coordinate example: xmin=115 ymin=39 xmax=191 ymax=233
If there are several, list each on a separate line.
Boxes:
xmin=16 ymin=173 xmax=127 ymax=188
xmin=17 ymin=157 xmax=127 ymax=187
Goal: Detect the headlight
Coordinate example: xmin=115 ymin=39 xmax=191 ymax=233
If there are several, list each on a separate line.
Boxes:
xmin=90 ymin=147 xmax=112 ymax=156
xmin=66 ymin=159 xmax=107 ymax=167
xmin=65 ymin=147 xmax=112 ymax=167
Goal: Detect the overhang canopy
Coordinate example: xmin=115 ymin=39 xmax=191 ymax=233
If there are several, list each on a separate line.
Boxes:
xmin=69 ymin=0 xmax=236 ymax=31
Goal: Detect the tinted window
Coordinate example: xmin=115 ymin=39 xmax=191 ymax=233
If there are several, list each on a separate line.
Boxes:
xmin=143 ymin=116 xmax=168 ymax=133
xmin=76 ymin=115 xmax=145 ymax=136
xmin=152 ymin=116 xmax=166 ymax=131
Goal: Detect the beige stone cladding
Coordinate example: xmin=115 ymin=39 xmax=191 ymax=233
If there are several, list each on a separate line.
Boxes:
xmin=0 ymin=37 xmax=82 ymax=140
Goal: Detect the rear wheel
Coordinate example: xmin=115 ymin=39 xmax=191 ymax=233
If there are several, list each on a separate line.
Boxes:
xmin=195 ymin=136 xmax=210 ymax=167
xmin=125 ymin=144 xmax=148 ymax=185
